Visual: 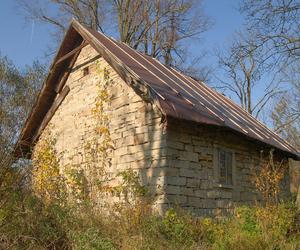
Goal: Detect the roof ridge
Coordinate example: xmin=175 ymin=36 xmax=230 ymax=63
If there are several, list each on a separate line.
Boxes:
xmin=15 ymin=20 xmax=300 ymax=158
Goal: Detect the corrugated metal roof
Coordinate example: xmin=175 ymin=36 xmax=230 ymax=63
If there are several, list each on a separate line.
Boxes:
xmin=82 ymin=25 xmax=300 ymax=157
xmin=15 ymin=20 xmax=300 ymax=158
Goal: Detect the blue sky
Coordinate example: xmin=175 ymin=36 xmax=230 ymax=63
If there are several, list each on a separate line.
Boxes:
xmin=0 ymin=0 xmax=244 ymax=68
xmin=1 ymin=0 xmax=276 ymax=123
xmin=0 ymin=1 xmax=53 ymax=67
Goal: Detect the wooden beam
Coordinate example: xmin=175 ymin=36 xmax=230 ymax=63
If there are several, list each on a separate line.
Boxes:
xmin=54 ymin=49 xmax=81 ymax=93
xmin=55 ymin=41 xmax=88 ymax=66
xmin=55 ymin=68 xmax=72 ymax=93
xmin=32 ymin=86 xmax=70 ymax=143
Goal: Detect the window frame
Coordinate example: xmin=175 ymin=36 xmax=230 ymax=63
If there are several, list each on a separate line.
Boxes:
xmin=213 ymin=146 xmax=236 ymax=188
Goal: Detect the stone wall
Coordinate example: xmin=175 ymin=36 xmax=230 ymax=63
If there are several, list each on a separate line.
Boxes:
xmin=35 ymin=44 xmax=292 ymax=216
xmin=163 ymin=118 xmax=291 ymax=216
xmin=36 ymin=45 xmax=167 ymax=212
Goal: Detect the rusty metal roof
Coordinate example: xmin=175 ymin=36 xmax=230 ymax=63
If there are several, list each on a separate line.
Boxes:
xmin=15 ymin=20 xmax=300 ymax=158
xmin=82 ymin=25 xmax=299 ymax=157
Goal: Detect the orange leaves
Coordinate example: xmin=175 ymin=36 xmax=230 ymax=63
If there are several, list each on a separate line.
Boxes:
xmin=252 ymin=149 xmax=287 ymax=205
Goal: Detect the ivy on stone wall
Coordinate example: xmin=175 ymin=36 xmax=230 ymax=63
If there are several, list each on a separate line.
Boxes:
xmin=83 ymin=65 xmax=115 ymax=200
xmin=32 ymin=128 xmax=66 ymax=204
xmin=31 ymin=63 xmax=147 ymax=208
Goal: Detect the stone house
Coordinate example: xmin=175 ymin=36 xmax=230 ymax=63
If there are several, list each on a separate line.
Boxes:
xmin=15 ymin=20 xmax=300 ymax=216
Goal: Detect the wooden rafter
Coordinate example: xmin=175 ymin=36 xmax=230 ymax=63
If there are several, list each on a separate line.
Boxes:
xmin=54 ymin=45 xmax=83 ymax=93
xmin=55 ymin=41 xmax=88 ymax=66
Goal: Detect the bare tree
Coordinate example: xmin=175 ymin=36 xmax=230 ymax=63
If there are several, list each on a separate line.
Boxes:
xmin=239 ymin=0 xmax=300 ymax=141
xmin=17 ymin=0 xmax=211 ymax=79
xmin=272 ymin=65 xmax=300 ymax=149
xmin=216 ymin=35 xmax=283 ymax=118
xmin=18 ymin=0 xmax=106 ymax=33
xmin=240 ymin=0 xmax=300 ymax=67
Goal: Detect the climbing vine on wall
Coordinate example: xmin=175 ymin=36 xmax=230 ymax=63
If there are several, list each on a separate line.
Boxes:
xmin=31 ymin=63 xmax=147 ymax=208
xmin=32 ymin=128 xmax=66 ymax=204
xmin=83 ymin=65 xmax=114 ymax=200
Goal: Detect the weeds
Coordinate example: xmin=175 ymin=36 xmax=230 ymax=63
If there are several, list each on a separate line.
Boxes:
xmin=0 ymin=189 xmax=299 ymax=249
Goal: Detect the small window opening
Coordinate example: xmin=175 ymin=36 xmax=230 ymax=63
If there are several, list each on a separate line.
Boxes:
xmin=83 ymin=66 xmax=89 ymax=76
xmin=218 ymin=149 xmax=233 ymax=185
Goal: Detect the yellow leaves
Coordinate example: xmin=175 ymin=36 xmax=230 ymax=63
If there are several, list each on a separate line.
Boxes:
xmin=252 ymin=150 xmax=287 ymax=205
xmin=96 ymin=126 xmax=109 ymax=135
xmin=65 ymin=167 xmax=88 ymax=202
xmin=32 ymin=130 xmax=66 ymax=204
xmin=98 ymin=89 xmax=109 ymax=102
xmin=31 ymin=65 xmax=117 ymax=206
xmin=111 ymin=169 xmax=148 ymax=205
xmin=202 ymin=217 xmax=213 ymax=227
xmin=81 ymin=66 xmax=115 ymax=201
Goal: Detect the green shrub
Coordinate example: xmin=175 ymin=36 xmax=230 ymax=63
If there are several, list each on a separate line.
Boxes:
xmin=0 ymin=187 xmax=299 ymax=250
xmin=202 ymin=203 xmax=300 ymax=250
xmin=69 ymin=228 xmax=115 ymax=250
xmin=159 ymin=208 xmax=197 ymax=248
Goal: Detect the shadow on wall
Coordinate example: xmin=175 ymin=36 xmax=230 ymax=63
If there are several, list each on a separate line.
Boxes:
xmin=70 ymin=56 xmax=169 ymax=213
xmin=106 ymin=79 xmax=168 ymax=213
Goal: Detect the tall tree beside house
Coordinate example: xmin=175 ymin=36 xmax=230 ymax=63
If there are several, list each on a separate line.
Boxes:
xmin=0 ymin=54 xmax=45 ymax=167
xmin=0 ymin=54 xmax=45 ymax=211
xmin=0 ymin=56 xmax=45 ymax=154
xmin=17 ymin=0 xmax=211 ymax=80
xmin=240 ymin=0 xmax=300 ymax=66
xmin=216 ymin=35 xmax=283 ymax=118
xmin=272 ymin=65 xmax=300 ymax=149
xmin=238 ymin=0 xmax=300 ymax=147
xmin=217 ymin=0 xmax=300 ymax=129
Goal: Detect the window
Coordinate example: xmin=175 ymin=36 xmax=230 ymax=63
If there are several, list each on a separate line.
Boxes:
xmin=218 ymin=149 xmax=233 ymax=185
xmin=83 ymin=66 xmax=89 ymax=76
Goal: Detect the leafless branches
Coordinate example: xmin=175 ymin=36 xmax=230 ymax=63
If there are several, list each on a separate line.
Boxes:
xmin=240 ymin=0 xmax=300 ymax=69
xmin=216 ymin=35 xmax=283 ymax=118
xmin=237 ymin=0 xmax=300 ymax=146
xmin=16 ymin=0 xmax=211 ymax=78
xmin=272 ymin=65 xmax=300 ymax=149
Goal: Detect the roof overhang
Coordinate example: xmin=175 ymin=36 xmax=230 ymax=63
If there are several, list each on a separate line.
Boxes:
xmin=14 ymin=20 xmax=300 ymax=160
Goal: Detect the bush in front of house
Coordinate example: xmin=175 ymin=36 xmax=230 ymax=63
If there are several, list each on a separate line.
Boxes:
xmin=1 ymin=148 xmax=299 ymax=249
xmin=0 ymin=188 xmax=299 ymax=250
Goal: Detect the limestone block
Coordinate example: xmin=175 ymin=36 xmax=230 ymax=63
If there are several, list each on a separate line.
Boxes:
xmin=180 ymin=168 xmax=196 ymax=178
xmin=167 ymin=140 xmax=185 ymax=150
xmin=164 ymin=168 xmax=180 ymax=177
xmin=201 ymin=199 xmax=216 ymax=209
xmin=207 ymin=190 xmax=220 ymax=199
xmin=166 ymin=195 xmax=187 ymax=205
xmin=180 ymin=187 xmax=195 ymax=196
xmin=200 ymin=180 xmax=210 ymax=189
xmin=166 ymin=176 xmax=186 ymax=186
xmin=188 ymin=197 xmax=201 ymax=207
xmin=186 ymin=178 xmax=201 ymax=188
xmin=165 ymin=185 xmax=180 ymax=195
xmin=220 ymin=191 xmax=233 ymax=199
xmin=184 ymin=144 xmax=193 ymax=152
xmin=169 ymin=159 xmax=190 ymax=169
xmin=178 ymin=151 xmax=198 ymax=162
xmin=194 ymin=190 xmax=207 ymax=198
